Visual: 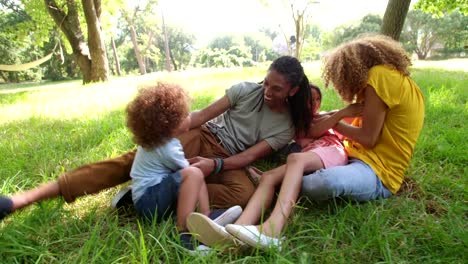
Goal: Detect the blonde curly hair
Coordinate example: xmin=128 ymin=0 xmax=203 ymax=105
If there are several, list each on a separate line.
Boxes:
xmin=126 ymin=82 xmax=189 ymax=149
xmin=322 ymin=34 xmax=412 ymax=103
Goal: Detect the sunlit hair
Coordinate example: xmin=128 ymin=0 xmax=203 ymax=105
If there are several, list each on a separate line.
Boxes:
xmin=126 ymin=82 xmax=189 ymax=149
xmin=269 ymin=56 xmax=313 ymax=134
xmin=322 ymin=34 xmax=412 ymax=103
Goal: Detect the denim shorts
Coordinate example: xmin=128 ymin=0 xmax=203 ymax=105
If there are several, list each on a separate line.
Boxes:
xmin=134 ymin=171 xmax=182 ymax=222
xmin=301 ymin=158 xmax=393 ymax=202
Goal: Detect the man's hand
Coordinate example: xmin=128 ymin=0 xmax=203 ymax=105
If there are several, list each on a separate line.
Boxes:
xmin=188 ymin=156 xmax=215 ymax=177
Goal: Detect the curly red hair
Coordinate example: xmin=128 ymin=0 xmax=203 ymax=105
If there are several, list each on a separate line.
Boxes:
xmin=322 ymin=34 xmax=412 ymax=103
xmin=126 ymin=82 xmax=189 ymax=149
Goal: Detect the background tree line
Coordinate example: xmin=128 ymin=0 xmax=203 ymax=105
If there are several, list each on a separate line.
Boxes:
xmin=0 ymin=0 xmax=466 ymax=84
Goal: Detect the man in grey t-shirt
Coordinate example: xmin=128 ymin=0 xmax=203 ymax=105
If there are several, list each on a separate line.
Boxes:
xmin=207 ymin=82 xmax=294 ymax=156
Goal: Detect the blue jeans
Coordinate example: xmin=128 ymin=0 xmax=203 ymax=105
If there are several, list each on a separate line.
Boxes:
xmin=301 ymin=159 xmax=393 ymax=201
xmin=134 ymin=171 xmax=182 ymax=222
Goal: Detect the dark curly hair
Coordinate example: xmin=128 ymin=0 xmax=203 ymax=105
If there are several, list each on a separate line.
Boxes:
xmin=126 ymin=82 xmax=189 ymax=149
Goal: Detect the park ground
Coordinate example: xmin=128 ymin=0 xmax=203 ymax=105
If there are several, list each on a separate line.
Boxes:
xmin=0 ymin=59 xmax=466 ymax=263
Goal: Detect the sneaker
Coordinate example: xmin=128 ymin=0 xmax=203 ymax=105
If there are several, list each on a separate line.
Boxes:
xmin=210 ymin=205 xmax=242 ymax=226
xmin=111 ymin=186 xmax=133 ymax=209
xmin=225 ymin=224 xmax=283 ymax=251
xmin=180 ymin=232 xmax=212 ymax=256
xmin=187 ymin=212 xmax=244 ymax=247
xmin=0 ymin=196 xmax=13 ymax=221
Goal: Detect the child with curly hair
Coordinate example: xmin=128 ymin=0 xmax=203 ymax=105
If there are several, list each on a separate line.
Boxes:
xmin=126 ymin=82 xmax=208 ymax=231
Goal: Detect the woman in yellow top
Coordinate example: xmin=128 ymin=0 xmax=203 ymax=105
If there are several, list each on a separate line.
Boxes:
xmin=190 ymin=34 xmax=426 ymax=250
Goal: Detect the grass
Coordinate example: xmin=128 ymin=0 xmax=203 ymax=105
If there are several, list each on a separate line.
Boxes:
xmin=0 ymin=60 xmax=467 ymax=263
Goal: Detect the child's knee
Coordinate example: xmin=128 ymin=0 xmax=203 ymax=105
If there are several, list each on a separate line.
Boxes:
xmin=286 ymin=152 xmax=308 ymax=164
xmin=180 ymin=167 xmax=204 ymax=181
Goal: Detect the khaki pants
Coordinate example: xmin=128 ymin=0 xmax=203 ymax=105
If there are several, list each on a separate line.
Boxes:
xmin=58 ymin=126 xmax=255 ymax=208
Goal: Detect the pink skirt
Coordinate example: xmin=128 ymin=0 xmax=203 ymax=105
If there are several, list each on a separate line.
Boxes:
xmin=308 ymin=146 xmax=348 ymax=169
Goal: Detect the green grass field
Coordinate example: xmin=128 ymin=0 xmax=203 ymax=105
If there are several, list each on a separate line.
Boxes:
xmin=0 ymin=59 xmax=467 ymax=263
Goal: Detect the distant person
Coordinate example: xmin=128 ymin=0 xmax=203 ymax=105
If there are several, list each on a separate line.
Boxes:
xmin=187 ymin=34 xmax=425 ymax=251
xmin=0 ymin=56 xmax=313 ymax=225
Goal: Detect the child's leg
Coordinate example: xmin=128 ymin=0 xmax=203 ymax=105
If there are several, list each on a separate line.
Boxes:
xmin=234 ymin=164 xmax=287 ymax=225
xmin=176 ymin=167 xmax=205 ymax=231
xmin=261 ymin=151 xmax=323 ymax=237
xmin=197 ymin=181 xmax=210 ymax=216
xmin=10 ymin=182 xmax=60 ymax=210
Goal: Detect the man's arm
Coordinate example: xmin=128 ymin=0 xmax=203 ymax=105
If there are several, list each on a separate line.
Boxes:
xmin=189 ymin=95 xmax=231 ymax=129
xmin=188 ymin=140 xmax=273 ymax=176
xmin=223 ymin=140 xmax=273 ymax=170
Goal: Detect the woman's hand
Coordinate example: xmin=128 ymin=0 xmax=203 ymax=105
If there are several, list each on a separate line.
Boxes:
xmin=188 ymin=156 xmax=215 ymax=177
xmin=341 ymin=103 xmax=364 ymax=118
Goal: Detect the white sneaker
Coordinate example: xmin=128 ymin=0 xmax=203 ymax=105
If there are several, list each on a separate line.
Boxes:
xmin=225 ymin=224 xmax=283 ymax=251
xmin=212 ymin=205 xmax=243 ymax=226
xmin=111 ymin=186 xmax=133 ymax=208
xmin=187 ymin=244 xmax=212 ymax=256
xmin=187 ymin=212 xmax=244 ymax=247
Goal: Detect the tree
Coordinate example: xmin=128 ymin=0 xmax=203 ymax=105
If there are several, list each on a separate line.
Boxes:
xmin=322 ymin=14 xmax=382 ymax=49
xmin=1 ymin=1 xmax=77 ymax=82
xmin=401 ymin=10 xmax=467 ymax=59
xmin=260 ymin=0 xmax=319 ymax=60
xmin=193 ymin=34 xmax=253 ymax=68
xmin=154 ymin=25 xmax=195 ymax=71
xmin=0 ymin=9 xmax=42 ymax=82
xmin=381 ymin=0 xmax=411 ymax=40
xmin=41 ymin=0 xmax=109 ymax=83
xmin=119 ymin=0 xmax=159 ymax=75
xmin=161 ymin=10 xmax=171 ymax=72
xmin=415 ymin=0 xmax=468 ymax=16
xmin=400 ymin=10 xmax=441 ymax=59
xmin=436 ymin=11 xmax=468 ymax=56
xmin=243 ymin=33 xmax=276 ymax=62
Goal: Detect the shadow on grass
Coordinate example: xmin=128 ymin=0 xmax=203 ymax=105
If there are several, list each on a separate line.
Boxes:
xmin=0 ymin=108 xmax=133 ymax=189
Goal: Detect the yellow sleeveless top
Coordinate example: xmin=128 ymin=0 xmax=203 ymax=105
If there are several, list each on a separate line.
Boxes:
xmin=344 ymin=65 xmax=425 ymax=193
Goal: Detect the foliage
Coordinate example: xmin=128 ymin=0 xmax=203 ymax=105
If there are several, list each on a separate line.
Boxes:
xmin=243 ymin=33 xmax=278 ymax=62
xmin=415 ymin=0 xmax=468 ymax=16
xmin=0 ymin=9 xmax=43 ymax=82
xmin=401 ymin=10 xmax=468 ymax=59
xmin=154 ymin=25 xmax=195 ymax=71
xmin=400 ymin=10 xmax=442 ymax=60
xmin=322 ymin=14 xmax=382 ymax=49
xmin=435 ymin=11 xmax=468 ymax=58
xmin=193 ymin=34 xmax=254 ymax=68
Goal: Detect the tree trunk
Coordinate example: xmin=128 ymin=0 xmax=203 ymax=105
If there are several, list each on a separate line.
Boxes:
xmin=81 ymin=0 xmax=109 ymax=82
xmin=161 ymin=11 xmax=172 ymax=72
xmin=169 ymin=48 xmax=178 ymax=71
xmin=45 ymin=0 xmax=91 ymax=83
xmin=381 ymin=0 xmax=411 ymax=40
xmin=129 ymin=25 xmax=146 ymax=75
xmin=111 ymin=37 xmax=121 ymax=76
xmin=44 ymin=0 xmax=109 ymax=84
xmin=294 ymin=12 xmax=305 ymax=59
